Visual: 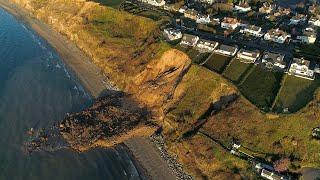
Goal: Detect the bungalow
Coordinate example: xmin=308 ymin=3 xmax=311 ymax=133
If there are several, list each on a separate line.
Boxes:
xmin=180 ymin=34 xmax=200 ymax=47
xmin=240 ymin=25 xmax=263 ymax=37
xmin=288 ymin=58 xmax=315 ymax=80
xmin=261 ymin=169 xmax=288 ymax=180
xmin=163 ymin=28 xmax=182 ymax=41
xmin=140 ymin=0 xmax=165 ymax=6
xmin=178 ymin=6 xmax=187 ymax=13
xmin=196 ymin=14 xmax=211 ymax=24
xmin=274 ymin=7 xmax=291 ymax=17
xmin=290 ymin=14 xmax=307 ymax=25
xmin=234 ymin=2 xmax=251 ymax=13
xmin=264 ymin=29 xmax=290 ymax=44
xmin=237 ymin=49 xmax=260 ymax=63
xmin=196 ymin=39 xmax=219 ymax=53
xmin=309 ymin=16 xmax=320 ymax=27
xmin=214 ymin=44 xmax=238 ymax=57
xmin=184 ymin=9 xmax=198 ymax=20
xmin=297 ymin=26 xmax=317 ymax=44
xmin=261 ymin=52 xmax=286 ymax=69
xmin=221 ymin=17 xmax=240 ymax=30
xmin=259 ymin=2 xmax=275 ymax=14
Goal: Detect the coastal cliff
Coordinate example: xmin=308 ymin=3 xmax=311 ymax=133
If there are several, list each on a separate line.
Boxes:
xmin=6 ymin=0 xmax=320 ymax=179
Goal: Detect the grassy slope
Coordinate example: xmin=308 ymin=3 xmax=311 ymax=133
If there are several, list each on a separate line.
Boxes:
xmin=166 ymin=65 xmax=236 ymax=134
xmin=239 ymin=66 xmax=283 ymax=110
xmin=204 ymin=54 xmax=231 ymax=73
xmin=92 ymin=0 xmax=126 ymax=8
xmin=223 ymin=58 xmax=252 ymax=83
xmin=274 ymin=75 xmax=320 ymax=113
xmin=201 ymin=93 xmax=320 ymax=169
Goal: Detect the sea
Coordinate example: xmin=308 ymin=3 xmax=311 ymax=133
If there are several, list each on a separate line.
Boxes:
xmin=0 ymin=7 xmax=142 ymax=180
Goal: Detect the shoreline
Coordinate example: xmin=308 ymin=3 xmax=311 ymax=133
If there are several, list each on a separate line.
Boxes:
xmin=0 ymin=0 xmax=112 ymax=98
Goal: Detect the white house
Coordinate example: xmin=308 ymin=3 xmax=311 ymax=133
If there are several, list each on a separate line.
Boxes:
xmin=237 ymin=49 xmax=260 ymax=63
xmin=261 ymin=169 xmax=287 ymax=180
xmin=234 ymin=2 xmax=252 ymax=12
xmin=196 ymin=14 xmax=211 ymax=24
xmin=196 ymin=39 xmax=219 ymax=53
xmin=297 ymin=26 xmax=317 ymax=44
xmin=264 ymin=29 xmax=290 ymax=44
xmin=163 ymin=28 xmax=182 ymax=41
xmin=180 ymin=34 xmax=200 ymax=47
xmin=140 ymin=0 xmax=165 ymax=7
xmin=288 ymin=58 xmax=315 ymax=80
xmin=240 ymin=25 xmax=263 ymax=37
xmin=290 ymin=14 xmax=307 ymax=25
xmin=309 ymin=16 xmax=320 ymax=27
xmin=214 ymin=44 xmax=238 ymax=57
xmin=261 ymin=52 xmax=286 ymax=69
xmin=221 ymin=17 xmax=240 ymax=30
xmin=178 ymin=6 xmax=187 ymax=13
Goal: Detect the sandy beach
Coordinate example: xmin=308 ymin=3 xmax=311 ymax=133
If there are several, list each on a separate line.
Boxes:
xmin=0 ymin=0 xmax=111 ymax=98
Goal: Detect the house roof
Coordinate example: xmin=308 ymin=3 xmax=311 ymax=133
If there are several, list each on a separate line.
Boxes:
xmin=292 ymin=58 xmax=311 ymax=67
xmin=182 ymin=34 xmax=199 ymax=42
xmin=245 ymin=25 xmax=261 ymax=32
xmin=222 ymin=17 xmax=239 ymax=24
xmin=197 ymin=39 xmax=218 ymax=47
xmin=266 ymin=29 xmax=288 ymax=38
xmin=291 ymin=14 xmax=307 ymax=21
xmin=262 ymin=52 xmax=285 ymax=65
xmin=184 ymin=9 xmax=198 ymax=16
xmin=236 ymin=2 xmax=250 ymax=8
xmin=238 ymin=49 xmax=260 ymax=58
xmin=218 ymin=44 xmax=238 ymax=53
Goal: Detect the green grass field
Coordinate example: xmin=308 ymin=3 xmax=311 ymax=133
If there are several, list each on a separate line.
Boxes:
xmin=175 ymin=45 xmax=210 ymax=64
xmin=204 ymin=54 xmax=231 ymax=73
xmin=239 ymin=66 xmax=283 ymax=111
xmin=223 ymin=58 xmax=253 ymax=84
xmin=273 ymin=75 xmax=320 ymax=113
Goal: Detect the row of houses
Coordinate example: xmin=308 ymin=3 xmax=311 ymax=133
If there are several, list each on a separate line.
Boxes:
xmin=164 ymin=29 xmax=318 ymax=80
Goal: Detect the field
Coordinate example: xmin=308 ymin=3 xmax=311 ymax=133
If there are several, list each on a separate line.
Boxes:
xmin=239 ymin=66 xmax=283 ymax=111
xmin=204 ymin=54 xmax=232 ymax=73
xmin=223 ymin=58 xmax=253 ymax=83
xmin=273 ymin=75 xmax=320 ymax=113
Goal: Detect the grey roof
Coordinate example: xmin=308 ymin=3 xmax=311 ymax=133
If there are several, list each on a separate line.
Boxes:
xmin=182 ymin=34 xmax=198 ymax=42
xmin=262 ymin=52 xmax=286 ymax=65
xmin=246 ymin=25 xmax=261 ymax=31
xmin=292 ymin=58 xmax=311 ymax=67
xmin=238 ymin=49 xmax=260 ymax=58
xmin=218 ymin=44 xmax=238 ymax=53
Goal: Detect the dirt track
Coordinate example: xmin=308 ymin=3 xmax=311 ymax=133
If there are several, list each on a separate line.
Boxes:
xmin=0 ymin=0 xmax=111 ymax=98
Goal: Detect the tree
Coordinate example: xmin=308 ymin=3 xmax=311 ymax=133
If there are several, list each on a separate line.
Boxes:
xmin=273 ymin=158 xmax=290 ymax=172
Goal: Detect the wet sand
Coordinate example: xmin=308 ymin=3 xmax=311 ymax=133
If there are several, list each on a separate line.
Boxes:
xmin=0 ymin=0 xmax=111 ymax=98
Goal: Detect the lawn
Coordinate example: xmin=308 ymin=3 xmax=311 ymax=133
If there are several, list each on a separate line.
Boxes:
xmin=273 ymin=75 xmax=320 ymax=113
xmin=203 ymin=54 xmax=232 ymax=73
xmin=223 ymin=58 xmax=253 ymax=84
xmin=239 ymin=66 xmax=284 ymax=111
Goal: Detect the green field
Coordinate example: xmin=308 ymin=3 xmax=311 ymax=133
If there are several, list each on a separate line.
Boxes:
xmin=175 ymin=45 xmax=210 ymax=64
xmin=239 ymin=66 xmax=284 ymax=111
xmin=223 ymin=58 xmax=253 ymax=83
xmin=204 ymin=54 xmax=231 ymax=73
xmin=273 ymin=75 xmax=320 ymax=113
xmin=94 ymin=0 xmax=126 ymax=8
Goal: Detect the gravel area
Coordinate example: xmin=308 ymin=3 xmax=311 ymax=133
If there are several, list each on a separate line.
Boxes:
xmin=150 ymin=134 xmax=194 ymax=180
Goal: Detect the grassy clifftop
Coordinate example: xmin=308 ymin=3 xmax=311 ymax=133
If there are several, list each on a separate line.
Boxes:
xmin=10 ymin=0 xmax=320 ymax=179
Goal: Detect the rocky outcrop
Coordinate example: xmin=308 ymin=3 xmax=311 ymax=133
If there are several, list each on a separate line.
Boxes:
xmin=59 ymin=90 xmax=155 ymax=151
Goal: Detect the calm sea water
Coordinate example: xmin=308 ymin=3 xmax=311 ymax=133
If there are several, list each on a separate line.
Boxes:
xmin=0 ymin=8 xmax=141 ymax=180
